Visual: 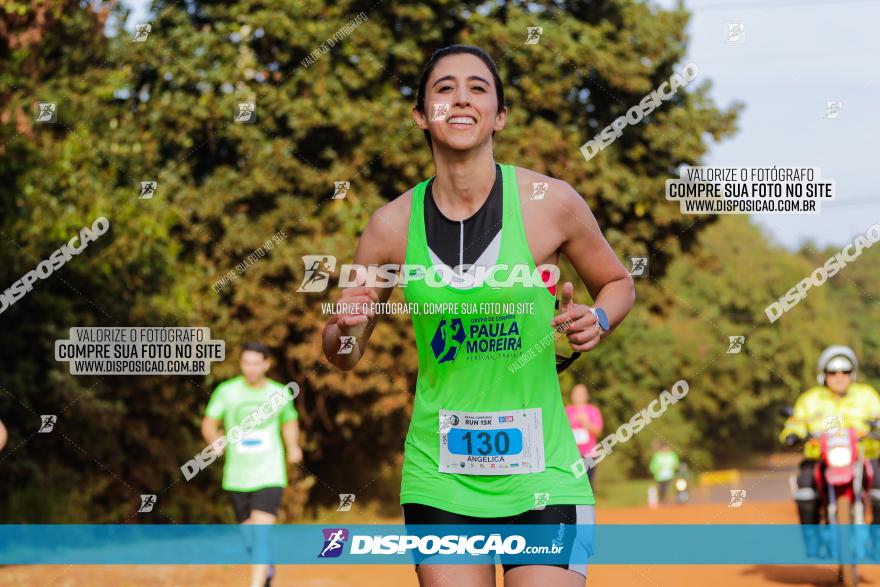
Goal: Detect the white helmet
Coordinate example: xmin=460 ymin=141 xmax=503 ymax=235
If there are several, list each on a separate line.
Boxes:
xmin=817 ymin=345 xmax=858 ymax=385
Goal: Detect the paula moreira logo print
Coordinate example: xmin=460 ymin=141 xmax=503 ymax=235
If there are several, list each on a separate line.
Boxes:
xmin=431 ymin=318 xmax=465 ymax=364
xmin=319 ymin=528 xmax=349 ymax=558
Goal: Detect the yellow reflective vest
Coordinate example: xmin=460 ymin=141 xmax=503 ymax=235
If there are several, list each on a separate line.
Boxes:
xmin=780 ymin=383 xmax=880 ymax=442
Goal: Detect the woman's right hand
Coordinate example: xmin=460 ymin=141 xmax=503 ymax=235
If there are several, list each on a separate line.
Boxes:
xmin=331 ymin=281 xmax=380 ymax=339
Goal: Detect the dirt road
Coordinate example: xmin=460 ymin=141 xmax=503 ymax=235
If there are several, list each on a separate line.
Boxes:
xmin=1 ymin=501 xmax=876 ymax=586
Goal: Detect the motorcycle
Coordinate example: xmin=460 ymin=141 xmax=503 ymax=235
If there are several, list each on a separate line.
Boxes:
xmin=785 ymin=410 xmax=880 ymax=587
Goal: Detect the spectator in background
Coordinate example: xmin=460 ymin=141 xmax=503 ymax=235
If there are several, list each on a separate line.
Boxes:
xmin=650 ymin=440 xmax=680 ymax=503
xmin=566 ymin=383 xmax=603 ymax=485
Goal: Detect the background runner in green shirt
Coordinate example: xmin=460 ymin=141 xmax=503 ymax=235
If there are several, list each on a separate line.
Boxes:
xmin=649 ymin=441 xmax=680 ymax=503
xmin=201 ymin=341 xmax=301 ymax=587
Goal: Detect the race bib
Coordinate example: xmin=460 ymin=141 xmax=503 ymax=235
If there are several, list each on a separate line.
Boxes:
xmin=439 ymin=408 xmax=544 ymax=475
xmin=237 ymin=429 xmax=272 ymax=454
xmin=572 ymin=428 xmax=589 ymax=445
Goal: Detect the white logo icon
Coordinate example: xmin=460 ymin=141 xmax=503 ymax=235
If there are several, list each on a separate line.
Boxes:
xmin=727 ymin=336 xmax=746 ymax=354
xmin=35 ymin=103 xmax=57 ymax=123
xmin=138 ymin=494 xmax=157 ymax=513
xmin=824 ymin=101 xmax=842 ymax=119
xmin=826 ymin=414 xmax=842 ymax=434
xmin=297 ymin=255 xmax=336 ymax=292
xmin=530 ymin=182 xmax=549 ymax=200
xmin=132 ymin=24 xmax=152 ymax=42
xmin=337 ymin=493 xmax=356 ymax=512
xmin=337 ymin=336 xmax=356 ymax=355
xmin=533 ymin=492 xmax=550 ymax=510
xmin=430 ymin=103 xmax=450 ymax=122
xmin=139 ymin=181 xmax=157 ymax=200
xmin=727 ymin=23 xmax=744 ymax=42
xmin=629 ymin=257 xmax=648 ymax=277
xmin=235 ymin=102 xmax=256 ymax=123
xmin=525 ymin=27 xmax=544 ymax=44
xmin=333 ymin=181 xmax=350 ymax=200
xmin=728 ymin=489 xmax=746 ymax=508
xmin=38 ymin=415 xmax=57 ymax=433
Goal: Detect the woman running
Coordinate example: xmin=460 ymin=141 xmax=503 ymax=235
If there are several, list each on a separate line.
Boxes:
xmin=322 ymin=44 xmax=634 ymax=587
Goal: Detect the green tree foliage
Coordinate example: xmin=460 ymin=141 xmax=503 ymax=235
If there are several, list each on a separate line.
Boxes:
xmin=15 ymin=0 xmax=875 ymax=523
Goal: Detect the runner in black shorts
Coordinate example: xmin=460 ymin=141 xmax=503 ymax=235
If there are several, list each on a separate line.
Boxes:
xmin=323 ymin=45 xmax=634 ymax=587
xmin=227 ymin=487 xmax=285 ymax=524
xmin=402 ymin=502 xmax=596 ymax=575
xmin=201 ymin=342 xmax=302 ymax=587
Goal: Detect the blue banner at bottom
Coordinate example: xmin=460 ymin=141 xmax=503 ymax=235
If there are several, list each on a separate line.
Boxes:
xmin=2 ymin=524 xmax=880 ymax=565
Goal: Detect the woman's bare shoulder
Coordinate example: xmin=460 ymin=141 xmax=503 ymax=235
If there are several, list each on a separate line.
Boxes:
xmin=368 ymin=189 xmax=412 ymax=236
xmin=361 ymin=189 xmax=413 ymax=263
xmin=512 ymin=165 xmax=585 ymax=210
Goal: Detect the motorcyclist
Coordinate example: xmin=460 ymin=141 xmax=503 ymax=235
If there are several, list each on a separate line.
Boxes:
xmin=780 ymin=345 xmax=880 ymax=555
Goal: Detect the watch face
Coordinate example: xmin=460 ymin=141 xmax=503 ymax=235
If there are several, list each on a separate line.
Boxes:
xmin=595 ymin=308 xmax=610 ymax=331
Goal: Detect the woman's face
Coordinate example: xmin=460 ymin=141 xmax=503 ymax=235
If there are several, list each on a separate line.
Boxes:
xmin=414 ymin=53 xmax=507 ymax=153
xmin=571 ymin=385 xmax=588 ymax=405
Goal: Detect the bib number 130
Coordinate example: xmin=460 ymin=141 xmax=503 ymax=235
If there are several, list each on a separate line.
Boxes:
xmin=451 ymin=429 xmax=520 ymax=456
xmin=438 ymin=408 xmax=544 ymax=476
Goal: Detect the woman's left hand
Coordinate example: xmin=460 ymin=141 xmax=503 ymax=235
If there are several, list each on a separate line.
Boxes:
xmin=550 ymin=281 xmax=601 ymax=353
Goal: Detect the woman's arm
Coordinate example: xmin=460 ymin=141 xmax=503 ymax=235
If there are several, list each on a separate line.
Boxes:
xmin=550 ymin=182 xmax=635 ymax=352
xmin=322 ymin=203 xmax=399 ymax=370
xmin=588 ymin=408 xmax=603 ymax=436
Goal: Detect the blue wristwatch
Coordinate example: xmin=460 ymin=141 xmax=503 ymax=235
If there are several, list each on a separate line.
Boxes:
xmin=590 ymin=307 xmax=610 ymax=332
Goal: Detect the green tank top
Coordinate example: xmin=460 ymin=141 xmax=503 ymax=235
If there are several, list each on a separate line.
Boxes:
xmin=400 ymin=162 xmax=595 ymax=517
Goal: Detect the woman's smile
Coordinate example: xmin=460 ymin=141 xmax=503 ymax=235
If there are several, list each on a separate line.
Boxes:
xmin=448 ymin=115 xmax=477 ymax=128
